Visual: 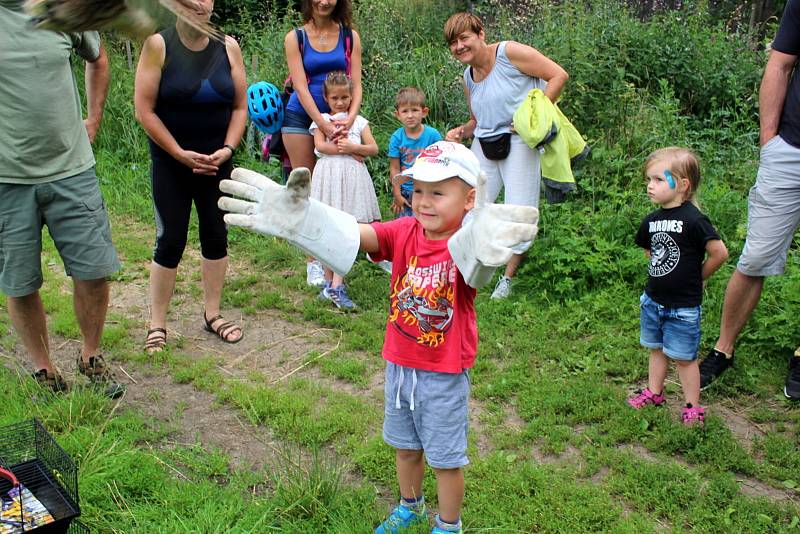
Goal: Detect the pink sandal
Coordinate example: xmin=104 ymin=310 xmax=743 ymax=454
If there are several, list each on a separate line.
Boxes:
xmin=627 ymin=388 xmax=666 ymax=409
xmin=681 ymin=404 xmax=705 ymax=426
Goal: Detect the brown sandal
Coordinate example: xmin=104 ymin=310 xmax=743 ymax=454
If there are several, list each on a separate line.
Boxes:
xmin=144 ymin=327 xmax=167 ymax=354
xmin=203 ymin=313 xmax=243 ymax=344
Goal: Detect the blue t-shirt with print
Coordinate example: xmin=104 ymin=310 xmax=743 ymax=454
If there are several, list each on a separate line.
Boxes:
xmin=387 ymin=125 xmax=443 ymax=192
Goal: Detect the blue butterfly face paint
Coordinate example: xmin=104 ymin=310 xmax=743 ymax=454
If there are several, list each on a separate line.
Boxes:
xmin=664 ymin=169 xmax=676 ymax=189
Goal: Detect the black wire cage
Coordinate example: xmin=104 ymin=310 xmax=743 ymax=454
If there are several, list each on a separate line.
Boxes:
xmin=0 ymin=419 xmax=82 ymax=534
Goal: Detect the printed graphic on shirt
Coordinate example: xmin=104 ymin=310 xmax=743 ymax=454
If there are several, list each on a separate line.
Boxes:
xmin=649 ymin=232 xmax=681 ymax=277
xmin=389 ymin=256 xmax=457 ymax=347
xmin=399 ymin=146 xmax=426 ymax=170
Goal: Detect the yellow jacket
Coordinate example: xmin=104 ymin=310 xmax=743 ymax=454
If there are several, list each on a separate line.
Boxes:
xmin=513 ymin=89 xmax=589 ymax=188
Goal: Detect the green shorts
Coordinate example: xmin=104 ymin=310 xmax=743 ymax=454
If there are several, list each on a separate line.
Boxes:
xmin=0 ymin=168 xmax=120 ymax=297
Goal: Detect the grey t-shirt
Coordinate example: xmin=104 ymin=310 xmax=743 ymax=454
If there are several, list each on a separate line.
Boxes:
xmin=464 ymin=41 xmax=546 ymax=138
xmin=0 ymin=2 xmax=100 ymax=183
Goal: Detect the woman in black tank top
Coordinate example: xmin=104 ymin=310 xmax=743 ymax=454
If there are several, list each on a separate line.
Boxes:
xmin=134 ymin=0 xmax=247 ymax=353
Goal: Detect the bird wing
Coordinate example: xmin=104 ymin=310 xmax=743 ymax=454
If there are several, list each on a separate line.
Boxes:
xmin=24 ymin=0 xmax=220 ymax=39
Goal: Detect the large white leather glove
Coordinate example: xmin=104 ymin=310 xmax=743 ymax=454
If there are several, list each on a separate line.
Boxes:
xmin=219 ymin=167 xmax=360 ymax=276
xmin=448 ymin=171 xmax=539 ymax=288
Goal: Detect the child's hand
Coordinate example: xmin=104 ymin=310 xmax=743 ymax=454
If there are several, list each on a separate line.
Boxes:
xmin=390 ymin=193 xmax=410 ymax=214
xmin=337 ymin=138 xmax=357 ymax=154
xmin=445 ymin=126 xmax=464 ymax=143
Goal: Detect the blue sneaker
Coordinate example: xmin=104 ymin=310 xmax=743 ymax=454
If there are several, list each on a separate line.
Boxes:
xmin=375 ymin=503 xmax=427 ymax=534
xmin=431 ymin=515 xmax=463 ymax=534
xmin=328 ymin=284 xmax=357 ymax=310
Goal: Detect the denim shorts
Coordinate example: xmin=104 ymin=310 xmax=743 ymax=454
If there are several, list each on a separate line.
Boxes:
xmin=280 ymin=108 xmax=313 ymax=136
xmin=639 ymin=292 xmax=701 ymax=361
xmin=0 ymin=168 xmax=120 ymax=297
xmin=397 ymin=189 xmax=413 ymax=218
xmin=382 ymin=362 xmax=470 ymax=469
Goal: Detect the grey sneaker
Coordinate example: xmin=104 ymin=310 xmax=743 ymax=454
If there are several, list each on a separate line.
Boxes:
xmin=491 ymin=276 xmax=512 ymax=299
xmin=306 ymin=260 xmax=326 ymax=288
xmin=318 ymin=281 xmax=332 ymax=301
xmin=77 ymin=355 xmax=126 ymax=399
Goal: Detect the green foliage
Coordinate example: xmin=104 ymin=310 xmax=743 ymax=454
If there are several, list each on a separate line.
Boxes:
xmin=7 ymin=0 xmax=796 ymax=531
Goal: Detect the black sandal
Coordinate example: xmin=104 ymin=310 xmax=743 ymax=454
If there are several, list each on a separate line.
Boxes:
xmin=203 ymin=313 xmax=243 ymax=344
xmin=144 ymin=327 xmax=167 ymax=354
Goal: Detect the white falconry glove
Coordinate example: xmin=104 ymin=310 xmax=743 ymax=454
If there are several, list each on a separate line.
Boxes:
xmin=218 ymin=167 xmax=360 ymax=276
xmin=448 ymin=171 xmax=539 ymax=288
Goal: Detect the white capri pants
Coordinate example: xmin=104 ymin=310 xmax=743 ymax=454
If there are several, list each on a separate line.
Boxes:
xmin=472 ymin=135 xmax=541 ymax=254
xmin=471 ymin=134 xmax=542 ymax=208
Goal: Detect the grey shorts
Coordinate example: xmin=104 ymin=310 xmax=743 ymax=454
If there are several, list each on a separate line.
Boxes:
xmin=738 ymin=135 xmax=800 ymax=276
xmin=0 ymin=168 xmax=120 ymax=297
xmin=382 ymin=362 xmax=470 ymax=469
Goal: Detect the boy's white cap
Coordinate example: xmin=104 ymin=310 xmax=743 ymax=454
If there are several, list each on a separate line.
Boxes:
xmin=400 ymin=141 xmax=480 ymax=188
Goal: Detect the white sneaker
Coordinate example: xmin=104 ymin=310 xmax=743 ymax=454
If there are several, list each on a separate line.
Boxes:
xmin=491 ymin=276 xmax=512 ymax=299
xmin=377 ymin=260 xmax=393 ymax=274
xmin=306 ymin=260 xmax=326 ymax=287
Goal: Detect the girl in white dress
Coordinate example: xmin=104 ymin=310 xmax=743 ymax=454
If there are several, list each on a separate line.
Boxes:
xmin=310 ymin=70 xmax=380 ymax=309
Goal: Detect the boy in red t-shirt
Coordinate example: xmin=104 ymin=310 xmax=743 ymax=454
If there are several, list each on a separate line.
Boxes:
xmin=218 ymin=141 xmax=539 ymax=534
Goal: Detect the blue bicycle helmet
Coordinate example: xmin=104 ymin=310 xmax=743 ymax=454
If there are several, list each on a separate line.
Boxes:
xmin=247 ymin=81 xmax=283 ymax=134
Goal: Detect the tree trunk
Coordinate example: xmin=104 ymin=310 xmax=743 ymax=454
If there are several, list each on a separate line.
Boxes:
xmin=750 ymin=0 xmax=775 ymax=29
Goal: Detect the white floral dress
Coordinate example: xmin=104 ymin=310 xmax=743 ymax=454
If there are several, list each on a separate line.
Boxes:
xmin=309 ymin=112 xmax=381 ymax=223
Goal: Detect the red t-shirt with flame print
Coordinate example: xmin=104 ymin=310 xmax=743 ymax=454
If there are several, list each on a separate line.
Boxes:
xmin=371 ymin=217 xmax=477 ymax=373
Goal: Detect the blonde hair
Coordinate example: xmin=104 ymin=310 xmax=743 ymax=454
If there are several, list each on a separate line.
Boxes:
xmin=322 ymin=70 xmax=352 ymax=97
xmin=644 ymin=147 xmax=701 ymax=204
xmin=395 ymin=87 xmax=426 ymax=109
xmin=444 ymin=12 xmax=484 ymax=44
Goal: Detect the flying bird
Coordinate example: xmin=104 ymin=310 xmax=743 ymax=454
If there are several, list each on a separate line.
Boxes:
xmin=24 ymin=0 xmax=220 ymax=39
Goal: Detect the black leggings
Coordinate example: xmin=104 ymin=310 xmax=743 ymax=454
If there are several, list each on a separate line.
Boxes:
xmin=151 ymin=158 xmax=231 ymax=269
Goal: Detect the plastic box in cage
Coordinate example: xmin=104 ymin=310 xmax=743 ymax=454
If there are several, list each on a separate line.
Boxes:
xmin=0 ymin=419 xmax=80 ymax=533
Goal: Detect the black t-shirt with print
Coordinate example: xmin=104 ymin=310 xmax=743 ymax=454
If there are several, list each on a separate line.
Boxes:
xmin=773 ymin=0 xmax=800 ymax=147
xmin=635 ymin=202 xmax=720 ymax=308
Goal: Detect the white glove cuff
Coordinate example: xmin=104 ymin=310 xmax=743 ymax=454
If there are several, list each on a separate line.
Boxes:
xmin=300 ymin=199 xmax=360 ymax=276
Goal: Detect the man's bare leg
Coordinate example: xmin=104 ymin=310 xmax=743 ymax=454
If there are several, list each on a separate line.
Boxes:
xmin=7 ymin=291 xmax=52 ymax=371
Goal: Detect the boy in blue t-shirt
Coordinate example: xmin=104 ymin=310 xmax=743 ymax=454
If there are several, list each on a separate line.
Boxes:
xmin=388 ymin=88 xmax=443 ymax=218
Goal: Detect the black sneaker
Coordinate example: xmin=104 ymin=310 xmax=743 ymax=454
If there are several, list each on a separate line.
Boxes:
xmin=77 ymin=355 xmax=126 ymax=399
xmin=32 ymin=369 xmax=68 ymax=393
xmin=785 ymin=355 xmax=800 ymax=401
xmin=699 ymin=348 xmax=734 ymax=390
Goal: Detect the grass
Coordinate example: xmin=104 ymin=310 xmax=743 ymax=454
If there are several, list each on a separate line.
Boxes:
xmin=1 ymin=167 xmax=796 ymax=532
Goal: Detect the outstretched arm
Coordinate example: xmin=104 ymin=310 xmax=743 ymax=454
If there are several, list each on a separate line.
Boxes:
xmin=219 ymin=167 xmax=363 ymax=275
xmin=448 ymin=171 xmax=539 ymax=288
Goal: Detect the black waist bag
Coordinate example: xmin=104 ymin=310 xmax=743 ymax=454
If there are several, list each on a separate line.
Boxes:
xmin=478 ymin=132 xmax=512 ymax=160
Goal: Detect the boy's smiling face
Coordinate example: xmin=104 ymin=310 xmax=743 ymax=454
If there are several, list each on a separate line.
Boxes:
xmin=412 ymin=177 xmax=475 ymax=240
xmin=395 ymin=104 xmax=428 ymax=133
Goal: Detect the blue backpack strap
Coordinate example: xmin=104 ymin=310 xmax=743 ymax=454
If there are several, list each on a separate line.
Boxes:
xmin=295 ymin=27 xmax=305 ymax=56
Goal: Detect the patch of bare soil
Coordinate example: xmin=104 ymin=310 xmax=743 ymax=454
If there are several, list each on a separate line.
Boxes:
xmin=123 ymin=371 xmax=280 ymax=472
